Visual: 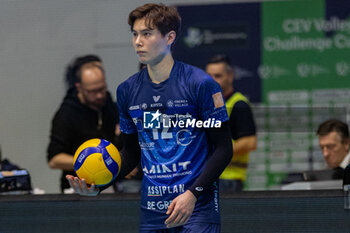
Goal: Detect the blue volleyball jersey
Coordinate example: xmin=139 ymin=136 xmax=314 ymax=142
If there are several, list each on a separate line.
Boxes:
xmin=117 ymin=61 xmax=228 ymax=230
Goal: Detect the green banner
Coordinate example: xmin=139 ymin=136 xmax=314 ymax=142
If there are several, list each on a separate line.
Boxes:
xmin=262 ymin=0 xmax=350 ymax=103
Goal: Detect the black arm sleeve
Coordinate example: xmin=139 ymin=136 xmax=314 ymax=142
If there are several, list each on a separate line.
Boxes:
xmin=188 ymin=121 xmax=233 ymax=198
xmin=118 ymin=132 xmax=141 ymax=178
xmin=99 ymin=132 xmax=141 ymax=192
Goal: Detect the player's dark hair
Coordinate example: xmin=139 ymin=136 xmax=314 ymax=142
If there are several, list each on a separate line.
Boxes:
xmin=207 ymin=54 xmax=233 ymax=73
xmin=317 ymin=119 xmax=350 ymax=142
xmin=65 ymin=54 xmax=102 ymax=88
xmin=128 ymin=3 xmax=181 ymax=38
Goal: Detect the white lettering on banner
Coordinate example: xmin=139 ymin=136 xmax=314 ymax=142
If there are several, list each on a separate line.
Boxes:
xmin=313 ymin=17 xmax=350 ymax=33
xmin=264 ymin=36 xmax=332 ymax=52
xmin=334 ymin=34 xmax=350 ymax=49
xmin=265 ymin=17 xmax=350 ymax=52
xmin=282 ymin=17 xmax=350 ymax=34
xmin=264 ymin=35 xmax=350 ymax=52
xmin=283 ymin=19 xmax=312 ymax=33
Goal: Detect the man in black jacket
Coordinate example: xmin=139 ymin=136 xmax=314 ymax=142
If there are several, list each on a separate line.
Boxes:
xmin=47 ymin=55 xmax=121 ymax=193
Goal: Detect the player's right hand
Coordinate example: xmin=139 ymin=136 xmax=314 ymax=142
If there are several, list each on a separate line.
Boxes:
xmin=66 ymin=175 xmax=100 ymax=196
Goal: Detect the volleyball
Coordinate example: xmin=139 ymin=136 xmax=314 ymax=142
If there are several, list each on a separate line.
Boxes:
xmin=73 ymin=138 xmax=121 ymax=186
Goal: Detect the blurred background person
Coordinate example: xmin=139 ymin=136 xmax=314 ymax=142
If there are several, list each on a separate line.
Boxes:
xmin=65 ymin=54 xmax=103 ymax=90
xmin=206 ymin=54 xmax=257 ymax=192
xmin=316 ymin=119 xmax=350 ymax=179
xmin=47 ymin=54 xmax=122 ymax=193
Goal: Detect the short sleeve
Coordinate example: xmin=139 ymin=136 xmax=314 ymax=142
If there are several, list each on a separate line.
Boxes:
xmin=197 ymin=76 xmax=229 ymax=123
xmin=116 ymin=83 xmax=137 ymax=134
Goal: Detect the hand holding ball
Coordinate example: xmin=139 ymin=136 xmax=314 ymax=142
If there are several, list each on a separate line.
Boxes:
xmin=73 ymin=138 xmax=121 ymax=187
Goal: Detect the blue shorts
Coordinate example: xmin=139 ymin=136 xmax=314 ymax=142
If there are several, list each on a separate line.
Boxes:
xmin=139 ymin=223 xmax=220 ymax=233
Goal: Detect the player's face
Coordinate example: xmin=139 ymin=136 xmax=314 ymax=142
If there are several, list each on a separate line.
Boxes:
xmin=318 ymin=131 xmax=350 ymax=168
xmin=131 ymin=18 xmax=173 ymax=65
xmin=206 ymin=63 xmax=233 ymax=94
xmin=78 ymin=67 xmax=107 ymax=109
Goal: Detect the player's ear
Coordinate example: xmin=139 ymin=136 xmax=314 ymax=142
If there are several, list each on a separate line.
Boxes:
xmin=167 ymin=30 xmax=176 ymax=46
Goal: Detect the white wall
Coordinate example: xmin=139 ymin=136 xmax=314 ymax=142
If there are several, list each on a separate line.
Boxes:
xmin=0 ymin=0 xmax=251 ymax=193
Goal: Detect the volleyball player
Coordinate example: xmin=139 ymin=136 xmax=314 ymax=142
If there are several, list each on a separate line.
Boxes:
xmin=67 ymin=3 xmax=233 ymax=232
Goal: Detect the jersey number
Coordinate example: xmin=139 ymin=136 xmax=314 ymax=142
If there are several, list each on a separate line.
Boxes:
xmin=152 ymin=128 xmax=172 ymax=140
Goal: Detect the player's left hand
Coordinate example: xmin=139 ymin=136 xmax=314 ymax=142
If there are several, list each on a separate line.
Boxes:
xmin=66 ymin=175 xmax=99 ymax=196
xmin=165 ymin=190 xmax=197 ymax=228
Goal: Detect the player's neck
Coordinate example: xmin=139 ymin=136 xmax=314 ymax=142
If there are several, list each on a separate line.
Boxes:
xmin=148 ymin=54 xmax=174 ymax=84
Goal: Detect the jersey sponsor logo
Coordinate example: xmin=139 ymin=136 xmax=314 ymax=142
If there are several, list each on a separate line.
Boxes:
xmin=147 ymin=200 xmax=172 ymax=210
xmin=167 ymin=100 xmax=174 ymax=108
xmin=153 ymin=95 xmax=160 ymax=102
xmin=139 ymin=142 xmax=155 ymax=150
xmin=143 ymin=161 xmax=191 ymax=175
xmin=147 ymin=184 xmax=185 ymax=197
xmin=212 ymin=92 xmax=225 ymax=108
xmin=174 ymin=99 xmax=188 ymax=107
xmin=150 ymin=103 xmax=163 ymax=108
xmin=176 ymin=129 xmax=196 ymax=146
xmin=213 ymin=182 xmax=219 ymax=212
xmin=129 ymin=105 xmax=140 ymax=110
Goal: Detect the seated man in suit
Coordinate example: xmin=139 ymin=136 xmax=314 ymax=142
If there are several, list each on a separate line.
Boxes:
xmin=315 ymin=119 xmax=350 ymax=179
xmin=282 ymin=119 xmax=349 ymax=185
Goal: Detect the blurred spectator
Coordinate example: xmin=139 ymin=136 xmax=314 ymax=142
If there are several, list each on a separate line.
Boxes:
xmin=47 ymin=55 xmax=122 ymax=193
xmin=65 ymin=54 xmax=102 ymax=89
xmin=206 ymin=54 xmax=257 ymax=192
